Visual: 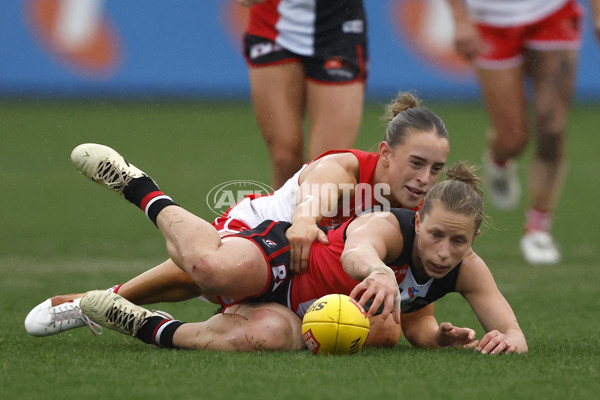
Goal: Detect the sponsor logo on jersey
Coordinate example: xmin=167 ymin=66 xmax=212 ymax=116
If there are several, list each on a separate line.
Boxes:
xmin=408 ymin=286 xmax=419 ymax=299
xmin=325 ymin=57 xmax=343 ymax=69
xmin=271 ymin=265 xmax=287 ymax=291
xmin=392 ymin=264 xmax=409 ymax=283
xmin=342 ymin=20 xmax=364 ymax=34
xmin=263 ymin=239 xmax=277 ymax=248
xmin=250 ymin=42 xmax=283 ymax=59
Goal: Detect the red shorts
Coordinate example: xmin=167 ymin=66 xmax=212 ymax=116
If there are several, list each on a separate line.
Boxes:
xmin=475 ymin=0 xmax=583 ymax=69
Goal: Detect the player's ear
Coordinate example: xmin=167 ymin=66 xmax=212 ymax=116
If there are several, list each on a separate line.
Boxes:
xmin=379 ymin=141 xmax=391 ymax=167
xmin=415 ymin=212 xmax=421 ymax=235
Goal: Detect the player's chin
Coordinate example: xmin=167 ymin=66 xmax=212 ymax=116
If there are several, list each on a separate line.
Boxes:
xmin=402 ymin=186 xmax=425 ymax=208
xmin=425 ymin=263 xmax=451 ymax=278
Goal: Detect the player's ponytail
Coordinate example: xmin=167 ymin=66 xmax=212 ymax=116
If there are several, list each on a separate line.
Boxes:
xmin=420 ymin=161 xmax=484 ymax=232
xmin=381 ymin=91 xmax=448 ymax=149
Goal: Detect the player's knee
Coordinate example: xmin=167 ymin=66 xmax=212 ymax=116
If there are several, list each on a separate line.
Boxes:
xmin=184 ymin=252 xmax=229 ymax=293
xmin=536 ymin=130 xmax=564 ymax=162
xmin=489 ymin=128 xmax=528 ymax=159
xmin=271 ymin=149 xmax=303 ymax=171
xmin=500 ymin=136 xmax=529 ymax=159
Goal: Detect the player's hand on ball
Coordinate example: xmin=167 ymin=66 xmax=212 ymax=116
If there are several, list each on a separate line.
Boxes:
xmin=350 ymin=265 xmax=400 ymax=324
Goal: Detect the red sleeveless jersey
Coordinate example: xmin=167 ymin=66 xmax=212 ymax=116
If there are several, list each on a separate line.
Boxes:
xmin=312 ymin=149 xmax=380 ymax=227
xmin=289 ymin=218 xmax=358 ymax=312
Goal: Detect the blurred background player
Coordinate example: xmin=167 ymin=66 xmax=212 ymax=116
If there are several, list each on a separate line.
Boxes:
xmin=239 ymin=0 xmax=368 ymax=188
xmin=446 ymin=0 xmax=600 ymax=264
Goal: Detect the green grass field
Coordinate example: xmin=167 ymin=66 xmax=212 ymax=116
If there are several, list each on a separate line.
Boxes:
xmin=1 ymin=100 xmax=599 ymax=400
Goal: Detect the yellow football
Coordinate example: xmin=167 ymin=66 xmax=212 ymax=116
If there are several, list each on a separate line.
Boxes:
xmin=302 ymin=294 xmax=370 ymax=355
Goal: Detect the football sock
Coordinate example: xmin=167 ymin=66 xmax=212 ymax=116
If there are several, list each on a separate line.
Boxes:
xmin=136 ymin=316 xmax=184 ymax=348
xmin=122 ymin=177 xmax=177 ymax=226
xmin=107 ymin=284 xmax=124 ymax=294
xmin=525 ymin=208 xmax=552 ymax=233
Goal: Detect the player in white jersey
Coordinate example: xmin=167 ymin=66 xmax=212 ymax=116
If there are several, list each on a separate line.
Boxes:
xmin=446 ymin=0 xmax=600 ymax=264
xmin=462 ymin=0 xmax=574 ymax=26
xmin=240 ymin=0 xmax=368 ymax=188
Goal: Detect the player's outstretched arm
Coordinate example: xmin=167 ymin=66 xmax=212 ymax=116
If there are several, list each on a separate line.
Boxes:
xmin=457 ymin=253 xmax=528 ymax=354
xmin=341 ymin=212 xmax=403 ymax=324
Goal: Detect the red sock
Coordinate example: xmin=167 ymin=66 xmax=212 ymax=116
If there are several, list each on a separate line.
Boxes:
xmin=525 ymin=208 xmax=552 ymax=233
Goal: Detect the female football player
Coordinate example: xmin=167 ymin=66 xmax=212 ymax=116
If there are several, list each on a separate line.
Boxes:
xmin=75 ymin=158 xmax=528 ymax=354
xmin=26 ymin=92 xmax=449 ymax=347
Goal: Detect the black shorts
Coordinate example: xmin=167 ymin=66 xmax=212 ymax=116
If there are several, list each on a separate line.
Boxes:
xmin=219 ymin=220 xmax=292 ymax=308
xmin=244 ymin=33 xmax=368 ymax=83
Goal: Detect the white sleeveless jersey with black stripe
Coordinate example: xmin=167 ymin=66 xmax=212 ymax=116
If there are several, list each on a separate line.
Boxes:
xmin=249 ymin=0 xmax=367 ymax=57
xmin=387 ymin=208 xmax=462 ymax=314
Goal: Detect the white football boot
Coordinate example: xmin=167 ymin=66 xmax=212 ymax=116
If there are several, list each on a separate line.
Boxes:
xmin=520 ymin=231 xmax=560 ymax=265
xmin=483 ymin=152 xmax=521 ymax=211
xmin=80 ymin=290 xmax=170 ymax=337
xmin=70 ymin=143 xmax=148 ymax=195
xmin=25 ymin=298 xmax=103 ymax=337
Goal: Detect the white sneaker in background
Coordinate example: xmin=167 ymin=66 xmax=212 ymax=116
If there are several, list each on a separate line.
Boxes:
xmin=483 ymin=152 xmax=521 ymax=211
xmin=520 ymin=231 xmax=560 ymax=265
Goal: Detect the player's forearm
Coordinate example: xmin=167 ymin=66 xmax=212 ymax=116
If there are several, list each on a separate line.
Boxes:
xmin=292 ymin=182 xmax=342 ymax=224
xmin=291 ymin=201 xmax=322 ymax=225
xmin=340 ymin=247 xmax=391 ymax=281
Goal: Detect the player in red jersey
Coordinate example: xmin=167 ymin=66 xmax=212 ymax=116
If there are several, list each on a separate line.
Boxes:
xmin=446 ymin=0 xmax=600 ymax=264
xmin=25 ymin=93 xmax=449 ymax=346
xmin=72 ymin=159 xmax=527 ymax=354
xmin=240 ymin=0 xmax=368 ymax=188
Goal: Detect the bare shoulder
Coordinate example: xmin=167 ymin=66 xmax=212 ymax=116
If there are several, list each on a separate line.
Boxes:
xmin=456 ymin=249 xmax=497 ymax=293
xmin=346 ymin=211 xmax=404 ymax=261
xmin=300 ymin=152 xmax=361 ymax=183
xmin=348 ymin=210 xmax=401 ymax=232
